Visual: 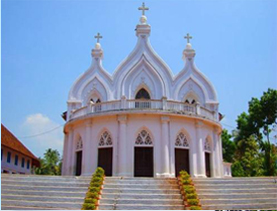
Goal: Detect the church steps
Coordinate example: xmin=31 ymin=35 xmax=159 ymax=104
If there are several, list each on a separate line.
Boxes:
xmin=198 ymin=192 xmax=277 ymax=199
xmin=200 ymin=198 xmax=277 ymax=205
xmin=1 ymin=180 xmax=89 ymax=187
xmin=98 ymin=204 xmax=185 ymax=210
xmin=1 ymin=194 xmax=84 ymax=203
xmin=102 ymin=188 xmax=180 ymax=194
xmin=194 ymin=183 xmax=275 ymax=189
xmin=104 ymin=177 xmax=177 ymax=181
xmin=1 ymin=205 xmax=69 ymax=210
xmin=101 ymin=193 xmax=182 ymax=200
xmin=99 ymin=199 xmax=183 ymax=205
xmin=104 ymin=180 xmax=178 ymax=185
xmin=196 ymin=187 xmax=277 ymax=194
xmin=2 ymin=184 xmax=88 ymax=192
xmin=103 ymin=184 xmax=179 ymax=189
xmin=193 ymin=177 xmax=277 ymax=210
xmin=1 ymin=189 xmax=86 ymax=197
xmin=1 ymin=199 xmax=82 ymax=209
xmin=202 ymin=203 xmax=277 ymax=210
xmin=1 ymin=175 xmax=91 ymax=182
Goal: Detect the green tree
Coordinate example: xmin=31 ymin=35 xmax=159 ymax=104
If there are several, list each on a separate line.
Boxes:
xmin=221 ymin=129 xmax=236 ymax=163
xmin=35 ymin=148 xmax=62 ymax=175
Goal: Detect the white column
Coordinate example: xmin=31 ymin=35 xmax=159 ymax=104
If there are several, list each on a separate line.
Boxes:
xmin=90 ymin=121 xmax=98 ymax=174
xmin=62 ymin=133 xmax=68 ymax=175
xmin=195 ymin=121 xmax=206 ymax=177
xmin=189 ymin=132 xmax=197 ymax=177
xmin=212 ymin=127 xmax=221 ymax=177
xmin=117 ymin=115 xmax=128 ymax=176
xmin=160 ymin=116 xmax=170 ymax=177
xmin=66 ymin=127 xmax=74 ymax=175
xmin=218 ymin=134 xmax=224 ymax=177
xmin=82 ymin=121 xmax=92 ymax=175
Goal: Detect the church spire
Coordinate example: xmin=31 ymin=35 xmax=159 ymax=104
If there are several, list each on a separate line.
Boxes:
xmin=91 ymin=32 xmax=103 ymax=60
xmin=182 ymin=32 xmax=195 ymax=61
xmin=136 ymin=2 xmax=151 ymax=37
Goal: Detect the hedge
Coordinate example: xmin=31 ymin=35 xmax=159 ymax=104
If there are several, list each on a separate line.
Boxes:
xmin=82 ymin=167 xmax=105 ymax=210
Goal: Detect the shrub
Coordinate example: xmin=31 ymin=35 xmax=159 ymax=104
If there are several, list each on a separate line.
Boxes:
xmin=89 ymin=187 xmax=101 ymax=193
xmin=187 ymin=199 xmax=199 ymax=206
xmin=182 ymin=178 xmax=192 ymax=185
xmin=82 ymin=203 xmax=96 ymax=210
xmin=86 ymin=192 xmax=99 ymax=199
xmin=186 ymin=193 xmax=197 ymax=199
xmin=189 ymin=206 xmax=202 ymax=210
xmin=95 ymin=167 xmax=104 ymax=175
xmin=179 ymin=170 xmax=189 ymax=176
xmin=84 ymin=198 xmax=97 ymax=204
xmin=180 ymin=174 xmax=190 ymax=180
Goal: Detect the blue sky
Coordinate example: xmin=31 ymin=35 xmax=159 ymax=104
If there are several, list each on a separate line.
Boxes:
xmin=2 ymin=0 xmax=277 ymax=157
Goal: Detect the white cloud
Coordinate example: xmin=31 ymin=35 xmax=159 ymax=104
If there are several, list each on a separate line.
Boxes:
xmin=20 ymin=113 xmax=64 ymax=158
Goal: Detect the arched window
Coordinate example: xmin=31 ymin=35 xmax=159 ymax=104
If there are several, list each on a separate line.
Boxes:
xmin=76 ymin=137 xmax=83 ymax=151
xmin=135 ymin=130 xmax=153 ymax=146
xmin=99 ymin=131 xmax=113 ymax=147
xmin=135 ymin=88 xmax=151 ymax=108
xmin=204 ymin=138 xmax=211 ymax=152
xmin=175 ymin=132 xmax=189 ymax=148
xmin=135 ymin=88 xmax=151 ymax=99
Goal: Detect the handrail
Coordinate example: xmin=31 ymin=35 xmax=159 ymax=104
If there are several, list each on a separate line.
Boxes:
xmin=69 ymin=99 xmax=217 ymax=122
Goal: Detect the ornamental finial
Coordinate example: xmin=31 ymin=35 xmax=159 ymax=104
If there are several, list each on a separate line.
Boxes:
xmin=184 ymin=33 xmax=192 ymax=44
xmin=94 ymin=32 xmax=103 ymax=43
xmin=138 ymin=2 xmax=149 ymax=16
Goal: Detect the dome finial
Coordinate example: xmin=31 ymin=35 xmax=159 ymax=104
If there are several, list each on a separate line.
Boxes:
xmin=138 ymin=2 xmax=149 ymax=24
xmin=94 ymin=32 xmax=103 ymax=49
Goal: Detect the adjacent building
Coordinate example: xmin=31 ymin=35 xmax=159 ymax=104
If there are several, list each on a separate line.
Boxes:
xmin=1 ymin=124 xmax=40 ymax=174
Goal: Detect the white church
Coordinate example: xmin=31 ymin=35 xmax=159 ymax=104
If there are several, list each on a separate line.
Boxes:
xmin=62 ymin=3 xmax=232 ymax=178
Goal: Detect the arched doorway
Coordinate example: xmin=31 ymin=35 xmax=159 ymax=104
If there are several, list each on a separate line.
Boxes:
xmin=98 ymin=131 xmax=113 ymax=176
xmin=204 ymin=138 xmax=212 ymax=177
xmin=134 ymin=130 xmax=153 ymax=177
xmin=75 ymin=137 xmax=83 ymax=176
xmin=175 ymin=132 xmax=190 ymax=176
xmin=135 ymin=88 xmax=151 ymax=108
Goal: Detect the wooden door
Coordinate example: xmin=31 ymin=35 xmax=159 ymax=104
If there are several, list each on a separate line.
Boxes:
xmin=205 ymin=152 xmax=211 ymax=177
xmin=75 ymin=151 xmax=82 ymax=176
xmin=134 ymin=147 xmax=153 ymax=177
xmin=98 ymin=148 xmax=113 ymax=176
xmin=175 ymin=148 xmax=190 ymax=177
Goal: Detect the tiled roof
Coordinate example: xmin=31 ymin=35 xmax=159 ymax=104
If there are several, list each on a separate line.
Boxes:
xmin=1 ymin=124 xmax=39 ymax=165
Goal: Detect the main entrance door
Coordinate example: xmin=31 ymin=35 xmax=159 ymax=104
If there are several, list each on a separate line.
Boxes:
xmin=205 ymin=152 xmax=211 ymax=177
xmin=98 ymin=148 xmax=113 ymax=176
xmin=75 ymin=151 xmax=82 ymax=176
xmin=134 ymin=147 xmax=153 ymax=177
xmin=175 ymin=148 xmax=190 ymax=177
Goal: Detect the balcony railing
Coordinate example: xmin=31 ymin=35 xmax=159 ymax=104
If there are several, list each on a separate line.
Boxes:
xmin=69 ymin=99 xmax=217 ymax=122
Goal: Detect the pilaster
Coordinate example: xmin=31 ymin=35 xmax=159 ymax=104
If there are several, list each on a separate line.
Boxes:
xmin=117 ymin=115 xmax=128 ymax=176
xmin=195 ymin=120 xmax=206 ymax=177
xmin=82 ymin=120 xmax=93 ymax=176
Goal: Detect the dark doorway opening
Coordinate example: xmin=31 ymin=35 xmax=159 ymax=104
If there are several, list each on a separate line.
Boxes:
xmin=75 ymin=151 xmax=82 ymax=176
xmin=175 ymin=148 xmax=190 ymax=177
xmin=205 ymin=152 xmax=211 ymax=177
xmin=98 ymin=148 xmax=113 ymax=176
xmin=135 ymin=88 xmax=151 ymax=108
xmin=134 ymin=147 xmax=153 ymax=177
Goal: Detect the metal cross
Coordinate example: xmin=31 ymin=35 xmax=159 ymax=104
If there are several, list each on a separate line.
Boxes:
xmin=94 ymin=32 xmax=103 ymax=43
xmin=138 ymin=2 xmax=149 ymax=16
xmin=184 ymin=33 xmax=192 ymax=43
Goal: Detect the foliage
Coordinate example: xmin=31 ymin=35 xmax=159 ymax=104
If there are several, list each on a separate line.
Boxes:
xmin=231 ymin=88 xmax=277 ymax=176
xmin=222 ymin=129 xmax=236 ymax=162
xmin=178 ymin=170 xmax=201 ymax=209
xmin=189 ymin=206 xmax=202 ymax=210
xmin=35 ymin=148 xmax=62 ymax=175
xmin=82 ymin=167 xmax=105 ymax=210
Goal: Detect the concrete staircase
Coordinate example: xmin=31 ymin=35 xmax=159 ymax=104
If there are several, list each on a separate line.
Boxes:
xmin=98 ymin=177 xmax=184 ymax=210
xmin=193 ymin=177 xmax=277 ymax=210
xmin=1 ymin=174 xmax=90 ymax=210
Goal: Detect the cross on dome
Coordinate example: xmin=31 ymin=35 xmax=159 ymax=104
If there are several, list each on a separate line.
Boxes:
xmin=94 ymin=32 xmax=103 ymax=43
xmin=184 ymin=33 xmax=192 ymax=44
xmin=138 ymin=2 xmax=149 ymax=16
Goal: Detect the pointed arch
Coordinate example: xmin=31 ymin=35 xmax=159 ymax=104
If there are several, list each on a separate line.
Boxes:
xmin=135 ymin=127 xmax=153 ymax=146
xmin=175 ymin=129 xmax=191 ymax=148
xmin=98 ymin=129 xmax=113 ymax=148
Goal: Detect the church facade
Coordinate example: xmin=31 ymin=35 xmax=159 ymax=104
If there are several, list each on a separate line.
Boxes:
xmin=62 ymin=4 xmax=232 ymax=178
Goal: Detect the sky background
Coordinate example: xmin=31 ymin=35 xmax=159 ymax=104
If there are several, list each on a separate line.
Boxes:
xmin=2 ymin=0 xmax=277 ymax=158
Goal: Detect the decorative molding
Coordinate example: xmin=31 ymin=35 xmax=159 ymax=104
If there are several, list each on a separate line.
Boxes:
xmin=175 ymin=132 xmax=189 ymax=148
xmin=161 ymin=116 xmax=170 ymax=123
xmin=135 ymin=130 xmax=153 ymax=146
xmin=99 ymin=131 xmax=113 ymax=147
